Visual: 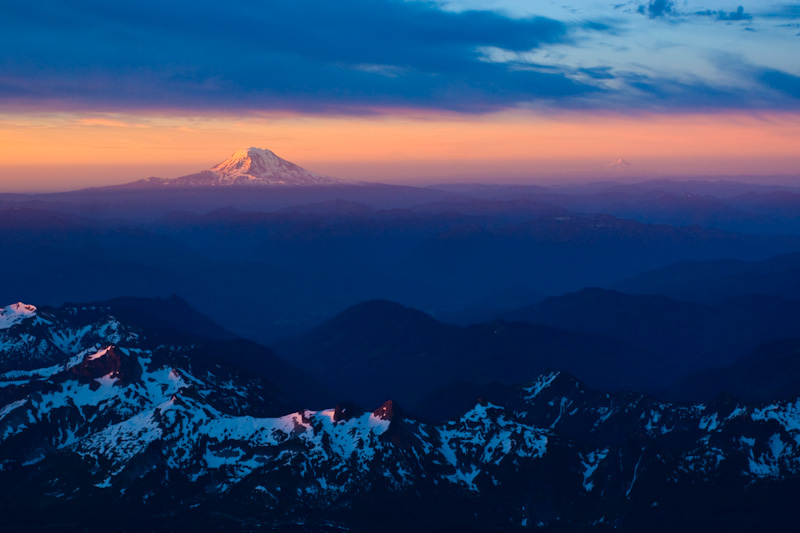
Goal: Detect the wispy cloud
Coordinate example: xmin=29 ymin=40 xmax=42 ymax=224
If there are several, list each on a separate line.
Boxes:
xmin=77 ymin=118 xmax=135 ymax=127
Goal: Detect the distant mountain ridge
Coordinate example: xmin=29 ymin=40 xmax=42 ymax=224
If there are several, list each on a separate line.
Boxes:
xmin=274 ymin=299 xmax=668 ymax=416
xmin=613 ymin=252 xmax=800 ymax=303
xmin=123 ymin=147 xmax=356 ymax=187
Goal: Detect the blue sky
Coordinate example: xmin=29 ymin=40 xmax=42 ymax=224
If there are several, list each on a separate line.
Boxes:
xmin=1 ymin=0 xmax=798 ymax=114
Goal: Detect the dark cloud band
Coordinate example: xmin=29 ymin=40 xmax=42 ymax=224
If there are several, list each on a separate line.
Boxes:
xmin=0 ymin=0 xmax=797 ymax=114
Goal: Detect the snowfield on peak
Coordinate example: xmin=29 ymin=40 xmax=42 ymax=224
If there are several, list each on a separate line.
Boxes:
xmin=0 ymin=303 xmax=36 ymax=329
xmin=210 ymin=147 xmax=343 ymax=184
xmin=0 ymin=303 xmax=136 ymax=372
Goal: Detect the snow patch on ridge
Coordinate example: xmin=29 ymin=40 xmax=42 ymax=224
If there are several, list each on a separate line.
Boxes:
xmin=77 ymin=410 xmax=163 ymax=466
xmin=524 ymin=372 xmax=560 ymax=400
xmin=87 ymin=346 xmax=112 ymax=361
xmin=580 ymin=448 xmax=609 ymax=492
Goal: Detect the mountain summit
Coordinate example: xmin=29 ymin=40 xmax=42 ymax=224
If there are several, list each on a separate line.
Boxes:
xmin=129 ymin=147 xmax=354 ymax=187
xmin=207 ymin=147 xmax=352 ymax=186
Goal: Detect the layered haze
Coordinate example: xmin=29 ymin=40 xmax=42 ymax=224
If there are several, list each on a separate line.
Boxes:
xmin=2 ymin=111 xmax=799 ymax=191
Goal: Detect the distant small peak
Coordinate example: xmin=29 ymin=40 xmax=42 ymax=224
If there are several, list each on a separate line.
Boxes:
xmin=606 ymin=157 xmax=633 ymax=168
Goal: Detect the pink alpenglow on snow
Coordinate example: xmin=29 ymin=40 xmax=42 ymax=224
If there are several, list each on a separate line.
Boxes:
xmin=0 ymin=303 xmax=37 ymax=330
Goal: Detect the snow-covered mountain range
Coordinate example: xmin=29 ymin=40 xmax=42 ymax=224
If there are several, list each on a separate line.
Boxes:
xmin=3 ymin=300 xmax=800 ymax=531
xmin=127 ymin=147 xmax=356 ymax=187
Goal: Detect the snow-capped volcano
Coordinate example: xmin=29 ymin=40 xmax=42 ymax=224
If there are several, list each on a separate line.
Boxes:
xmin=129 ymin=147 xmax=355 ymax=187
xmin=207 ymin=147 xmax=350 ymax=186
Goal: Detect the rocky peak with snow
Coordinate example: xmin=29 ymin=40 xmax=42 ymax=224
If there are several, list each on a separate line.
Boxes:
xmin=0 ymin=302 xmax=36 ymax=329
xmin=333 ymin=401 xmax=364 ymax=422
xmin=4 ymin=300 xmax=800 ymax=530
xmin=373 ymin=399 xmax=401 ymax=421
